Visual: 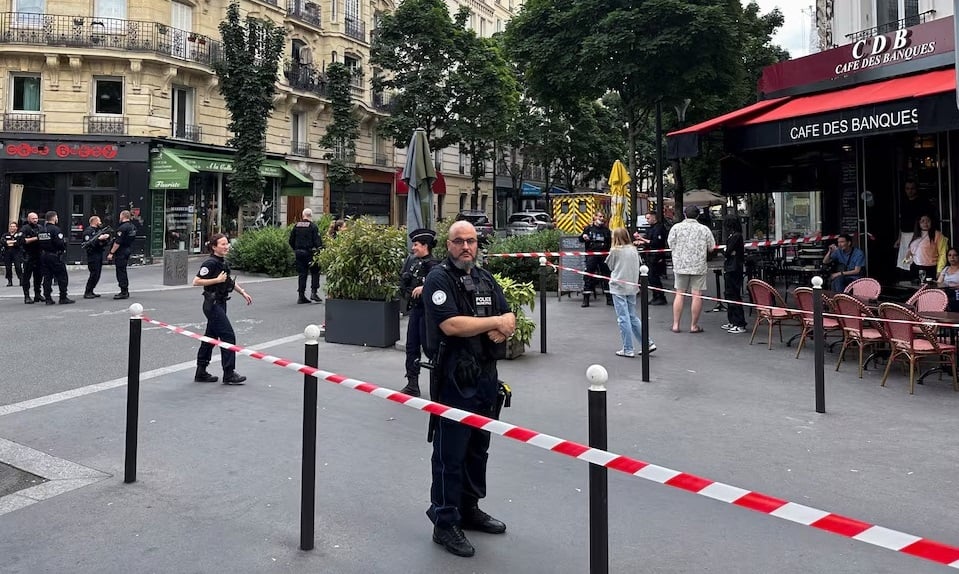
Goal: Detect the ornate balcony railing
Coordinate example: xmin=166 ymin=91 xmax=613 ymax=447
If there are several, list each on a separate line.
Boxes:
xmin=291 ymin=141 xmax=310 ymax=156
xmin=287 ymin=0 xmax=321 ymax=28
xmin=845 ymin=10 xmax=936 ymax=42
xmin=330 ymin=146 xmax=355 ymax=162
xmin=172 ymin=123 xmax=201 ymax=142
xmin=2 ymin=112 xmax=43 ymax=132
xmin=372 ymin=91 xmax=393 ymax=112
xmin=84 ymin=115 xmax=127 ymax=134
xmin=283 ymin=62 xmax=327 ymax=96
xmin=0 ymin=13 xmax=222 ymax=67
xmin=374 ymin=152 xmax=388 ymax=166
xmin=344 ymin=18 xmax=366 ymax=42
xmin=349 ymin=70 xmax=365 ymax=97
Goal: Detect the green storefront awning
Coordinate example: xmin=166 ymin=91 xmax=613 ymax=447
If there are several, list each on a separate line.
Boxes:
xmin=149 ymin=148 xmax=313 ymax=191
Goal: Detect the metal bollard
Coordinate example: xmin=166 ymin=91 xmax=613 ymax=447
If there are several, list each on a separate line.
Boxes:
xmin=301 ymin=324 xmax=321 ymax=551
xmin=124 ymin=303 xmax=144 ymax=484
xmin=586 ymin=364 xmax=609 ymax=574
xmin=539 ymin=256 xmax=548 ymax=354
xmin=639 ymin=265 xmax=650 ymax=382
xmin=812 ymin=276 xmax=826 ymax=414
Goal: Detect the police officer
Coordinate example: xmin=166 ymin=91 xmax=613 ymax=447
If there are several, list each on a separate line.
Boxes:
xmin=288 ymin=208 xmax=324 ymax=304
xmin=399 ymin=228 xmax=439 ymax=397
xmin=18 ymin=212 xmax=44 ymax=304
xmin=107 ymin=210 xmax=136 ymax=299
xmin=82 ymin=215 xmax=112 ymax=299
xmin=36 ymin=211 xmax=74 ymax=305
xmin=2 ymin=221 xmax=22 ymax=287
xmin=193 ymin=233 xmax=253 ymax=385
xmin=579 ymin=211 xmax=612 ymax=307
xmin=640 ymin=211 xmax=669 ymax=305
xmin=422 ymin=220 xmax=516 ymax=558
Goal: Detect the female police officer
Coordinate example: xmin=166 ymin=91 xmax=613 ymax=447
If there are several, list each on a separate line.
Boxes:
xmin=193 ymin=233 xmax=253 ymax=385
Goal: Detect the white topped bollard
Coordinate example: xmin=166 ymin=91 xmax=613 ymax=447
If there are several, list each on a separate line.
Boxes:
xmin=811 ymin=276 xmax=825 ymax=414
xmin=301 ymin=324 xmax=321 ymax=551
xmin=586 ymin=363 xmax=609 ymax=574
xmin=539 ymin=256 xmax=549 ymax=354
xmin=639 ymin=265 xmax=651 ymax=381
xmin=304 ymin=324 xmax=321 ymax=344
xmin=128 ymin=302 xmax=143 ymax=318
xmin=124 ymin=302 xmax=144 ymax=483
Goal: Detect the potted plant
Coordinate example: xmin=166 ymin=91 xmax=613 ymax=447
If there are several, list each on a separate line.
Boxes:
xmin=492 ymin=273 xmax=536 ymax=359
xmin=316 ymin=217 xmax=407 ymax=347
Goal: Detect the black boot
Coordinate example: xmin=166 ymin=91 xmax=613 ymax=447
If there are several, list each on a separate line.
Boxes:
xmin=59 ymin=296 xmax=75 ymax=305
xmin=223 ymin=371 xmax=247 ymax=385
xmin=310 ymin=291 xmax=322 ymax=303
xmin=24 ymin=295 xmax=34 ymax=304
xmin=297 ymin=293 xmax=310 ymax=304
xmin=84 ymin=292 xmax=97 ymax=299
xmin=113 ymin=291 xmax=129 ymax=300
xmin=399 ymin=376 xmax=420 ymax=397
xmin=194 ymin=366 xmax=218 ymax=383
xmin=581 ymin=293 xmax=590 ymax=307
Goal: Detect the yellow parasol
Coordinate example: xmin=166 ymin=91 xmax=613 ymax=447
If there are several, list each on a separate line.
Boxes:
xmin=607 ymin=160 xmax=631 ymax=229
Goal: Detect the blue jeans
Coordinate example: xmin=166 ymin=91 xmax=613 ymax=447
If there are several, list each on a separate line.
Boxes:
xmin=612 ymin=293 xmax=653 ymax=352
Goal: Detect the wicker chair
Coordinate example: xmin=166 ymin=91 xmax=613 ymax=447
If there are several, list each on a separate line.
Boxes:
xmin=746 ymin=279 xmax=801 ymax=350
xmin=844 ymin=277 xmax=881 ymax=299
xmin=832 ymin=294 xmax=885 ymax=378
xmin=912 ymin=288 xmax=948 ymax=313
xmin=905 ymin=283 xmax=930 ymax=307
xmin=878 ymin=303 xmax=958 ymax=394
xmin=792 ymin=287 xmax=842 ymax=359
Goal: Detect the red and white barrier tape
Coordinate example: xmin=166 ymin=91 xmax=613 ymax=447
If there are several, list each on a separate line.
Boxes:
xmin=137 ymin=313 xmax=959 ymax=568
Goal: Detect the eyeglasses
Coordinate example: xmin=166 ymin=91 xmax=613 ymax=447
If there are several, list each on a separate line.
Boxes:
xmin=449 ymin=238 xmax=478 ymax=246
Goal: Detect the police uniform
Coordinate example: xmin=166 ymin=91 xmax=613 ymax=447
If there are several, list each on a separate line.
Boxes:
xmin=83 ymin=224 xmax=111 ymax=298
xmin=422 ymin=258 xmax=509 ymax=549
xmin=112 ymin=219 xmax=136 ymax=298
xmin=37 ymin=220 xmax=73 ymax=304
xmin=579 ymin=221 xmax=612 ymax=306
xmin=645 ymin=218 xmax=669 ymax=304
xmin=194 ymin=254 xmax=245 ymax=384
xmin=19 ymin=221 xmax=43 ymax=303
xmin=399 ymin=228 xmax=439 ymax=396
xmin=288 ymin=218 xmax=324 ymax=303
xmin=2 ymin=229 xmax=22 ymax=287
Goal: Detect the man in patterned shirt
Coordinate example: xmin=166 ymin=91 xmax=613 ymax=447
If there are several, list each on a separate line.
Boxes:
xmin=667 ymin=205 xmax=716 ymax=333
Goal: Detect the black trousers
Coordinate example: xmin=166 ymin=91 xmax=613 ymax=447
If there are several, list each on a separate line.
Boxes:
xmin=85 ymin=255 xmax=103 ymax=294
xmin=40 ymin=253 xmax=68 ymax=300
xmin=197 ymin=299 xmax=237 ymax=373
xmin=405 ymin=305 xmax=424 ymax=378
xmin=3 ymin=250 xmax=22 ymax=283
xmin=724 ymin=269 xmax=746 ymax=328
xmin=21 ymin=255 xmax=42 ymax=297
xmin=649 ymin=257 xmax=667 ymax=300
xmin=115 ymin=249 xmax=130 ymax=291
xmin=584 ymin=255 xmax=610 ymax=294
xmin=294 ymin=249 xmax=319 ymax=294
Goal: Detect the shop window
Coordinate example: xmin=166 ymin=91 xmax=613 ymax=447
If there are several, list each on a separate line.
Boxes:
xmin=94 ymin=78 xmax=123 ymax=115
xmin=770 ymin=191 xmax=822 ymax=240
xmin=11 ymin=74 xmax=40 ymax=112
xmin=95 ymin=0 xmax=126 ymax=20
xmin=876 ymin=0 xmax=919 ymax=29
xmin=70 ymin=172 xmax=119 ymax=188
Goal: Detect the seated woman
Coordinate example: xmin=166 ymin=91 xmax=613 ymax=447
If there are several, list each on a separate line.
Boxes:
xmin=904 ymin=214 xmax=948 ymax=283
xmin=936 ymin=247 xmax=959 ymax=311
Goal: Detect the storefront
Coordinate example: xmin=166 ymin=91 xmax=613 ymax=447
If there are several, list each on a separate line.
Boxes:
xmin=148 ymin=146 xmax=312 ymax=258
xmin=668 ymin=15 xmax=959 ymax=286
xmin=1 ymin=136 xmax=150 ymax=264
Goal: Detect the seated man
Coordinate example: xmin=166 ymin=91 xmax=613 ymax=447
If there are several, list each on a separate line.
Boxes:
xmin=823 ymin=234 xmax=865 ymax=292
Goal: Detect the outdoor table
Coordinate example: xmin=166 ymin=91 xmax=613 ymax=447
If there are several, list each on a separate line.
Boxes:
xmin=914 ymin=311 xmax=959 ymax=384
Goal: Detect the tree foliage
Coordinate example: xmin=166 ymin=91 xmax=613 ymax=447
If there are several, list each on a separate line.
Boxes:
xmin=214 ymin=1 xmax=285 ymax=208
xmin=319 ymin=62 xmax=362 ymax=216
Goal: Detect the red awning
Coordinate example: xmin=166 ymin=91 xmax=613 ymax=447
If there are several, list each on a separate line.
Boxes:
xmin=667 ymin=97 xmax=791 ymax=137
xmin=395 ymin=168 xmax=446 ymax=195
xmin=741 ymin=68 xmax=955 ymax=125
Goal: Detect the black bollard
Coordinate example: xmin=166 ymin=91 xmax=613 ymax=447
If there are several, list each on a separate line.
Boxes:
xmin=124 ymin=304 xmax=143 ymax=484
xmin=812 ymin=277 xmax=826 ymax=414
xmin=301 ymin=324 xmax=321 ymax=551
xmin=711 ymin=268 xmax=727 ymax=312
xmin=640 ymin=265 xmax=650 ymax=382
xmin=539 ymin=256 xmax=548 ymax=354
xmin=587 ymin=365 xmax=609 ymax=574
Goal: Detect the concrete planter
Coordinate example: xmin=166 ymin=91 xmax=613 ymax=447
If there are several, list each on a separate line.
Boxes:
xmin=325 ymin=299 xmax=400 ymax=348
xmin=505 ymin=337 xmax=526 ymax=360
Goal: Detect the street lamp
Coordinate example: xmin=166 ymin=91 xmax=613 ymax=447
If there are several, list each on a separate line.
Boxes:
xmin=672 ymin=98 xmax=692 ymax=220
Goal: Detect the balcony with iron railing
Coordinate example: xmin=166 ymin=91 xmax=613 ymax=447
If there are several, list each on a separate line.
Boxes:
xmin=344 ymin=18 xmax=366 ymax=42
xmin=349 ymin=70 xmax=365 ymax=97
xmin=172 ymin=123 xmax=202 ymax=142
xmin=0 ymin=13 xmax=222 ymax=67
xmin=329 ymin=145 xmax=356 ymax=162
xmin=287 ymin=0 xmax=321 ymax=28
xmin=291 ymin=141 xmax=311 ymax=156
xmin=283 ymin=62 xmax=327 ymax=97
xmin=374 ymin=152 xmax=388 ymax=166
xmin=845 ymin=10 xmax=936 ymax=42
xmin=2 ymin=112 xmax=43 ymax=132
xmin=372 ymin=90 xmax=393 ymax=112
xmin=84 ymin=115 xmax=127 ymax=134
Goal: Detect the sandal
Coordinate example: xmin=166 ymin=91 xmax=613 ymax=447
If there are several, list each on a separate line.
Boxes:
xmin=689 ymin=326 xmax=705 ymax=334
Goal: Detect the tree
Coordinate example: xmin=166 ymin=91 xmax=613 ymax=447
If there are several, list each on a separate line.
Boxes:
xmin=214 ymin=1 xmax=285 ymax=231
xmin=319 ymin=62 xmax=362 ymax=217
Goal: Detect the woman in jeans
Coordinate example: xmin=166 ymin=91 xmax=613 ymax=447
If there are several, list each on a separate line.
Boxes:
xmin=605 ymin=227 xmax=656 ymax=357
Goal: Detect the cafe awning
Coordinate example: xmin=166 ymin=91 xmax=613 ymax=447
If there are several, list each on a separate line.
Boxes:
xmin=667 ymin=97 xmax=791 ymax=159
xmin=149 ymin=148 xmax=313 ymax=192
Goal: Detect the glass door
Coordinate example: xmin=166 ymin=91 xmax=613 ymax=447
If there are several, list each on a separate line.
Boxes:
xmin=66 ymin=191 xmax=116 ymax=264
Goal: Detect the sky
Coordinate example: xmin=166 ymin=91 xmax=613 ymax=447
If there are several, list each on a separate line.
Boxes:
xmin=754 ymin=0 xmax=813 ymax=59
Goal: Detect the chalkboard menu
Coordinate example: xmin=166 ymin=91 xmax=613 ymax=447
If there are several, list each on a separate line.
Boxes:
xmin=840 ymin=160 xmax=859 ymax=237
xmin=559 ymin=235 xmax=586 ymax=294
xmin=150 ymin=191 xmax=165 ymax=258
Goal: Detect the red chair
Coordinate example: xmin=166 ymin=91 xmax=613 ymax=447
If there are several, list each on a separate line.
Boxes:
xmin=792 ymin=287 xmax=841 ymax=359
xmin=912 ymin=288 xmax=948 ymax=313
xmin=832 ymin=294 xmax=885 ymax=378
xmin=746 ymin=279 xmax=801 ymax=350
xmin=905 ymin=283 xmax=930 ymax=307
xmin=844 ymin=278 xmax=881 ymax=300
xmin=878 ymin=303 xmax=958 ymax=394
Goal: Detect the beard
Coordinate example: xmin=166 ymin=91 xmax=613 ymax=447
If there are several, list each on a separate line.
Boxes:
xmin=452 ymin=257 xmax=474 ymax=272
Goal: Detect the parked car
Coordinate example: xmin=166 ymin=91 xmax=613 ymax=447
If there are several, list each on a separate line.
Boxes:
xmin=506 ymin=211 xmax=555 ymax=236
xmin=456 ymin=210 xmax=494 ymax=245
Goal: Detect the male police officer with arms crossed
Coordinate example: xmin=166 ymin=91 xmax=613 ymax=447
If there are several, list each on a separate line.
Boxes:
xmin=107 ymin=210 xmax=136 ymax=299
xmin=19 ymin=212 xmax=44 ymax=304
xmin=82 ymin=215 xmax=112 ymax=298
xmin=36 ymin=211 xmax=74 ymax=304
xmin=288 ymin=208 xmax=324 ymax=304
xmin=422 ymin=220 xmax=515 ymax=558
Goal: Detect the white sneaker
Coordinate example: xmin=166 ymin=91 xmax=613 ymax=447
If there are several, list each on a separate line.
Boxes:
xmin=727 ymin=326 xmax=747 ymax=334
xmin=720 ymin=323 xmax=735 ymax=330
xmin=615 ymin=349 xmax=635 ymax=358
xmin=636 ymin=344 xmax=657 ymax=355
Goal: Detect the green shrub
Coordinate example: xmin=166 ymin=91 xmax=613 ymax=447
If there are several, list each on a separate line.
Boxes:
xmin=316 ymin=216 xmax=407 ymax=301
xmin=484 ymin=229 xmax=561 ymax=290
xmin=493 ymin=273 xmax=537 ymax=348
xmin=228 ymin=225 xmax=295 ymax=277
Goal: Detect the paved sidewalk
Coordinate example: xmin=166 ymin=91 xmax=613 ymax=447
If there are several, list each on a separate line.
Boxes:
xmin=1 ymin=291 xmax=958 ymax=573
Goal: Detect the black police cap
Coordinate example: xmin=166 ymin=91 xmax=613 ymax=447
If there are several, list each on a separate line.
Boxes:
xmin=409 ymin=228 xmax=436 ymax=244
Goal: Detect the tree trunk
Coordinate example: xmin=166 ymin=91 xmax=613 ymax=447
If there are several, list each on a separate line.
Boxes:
xmin=627 ymin=107 xmax=637 ymax=233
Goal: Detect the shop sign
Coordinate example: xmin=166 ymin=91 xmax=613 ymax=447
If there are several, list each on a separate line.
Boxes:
xmin=788 ymin=108 xmax=918 ymax=142
xmin=835 ymin=29 xmax=937 ymax=75
xmin=3 ymin=142 xmax=118 ymax=159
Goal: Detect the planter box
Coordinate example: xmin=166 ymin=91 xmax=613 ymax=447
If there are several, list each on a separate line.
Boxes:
xmin=505 ymin=338 xmax=526 ymax=360
xmin=325 ymin=299 xmax=400 ymax=348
